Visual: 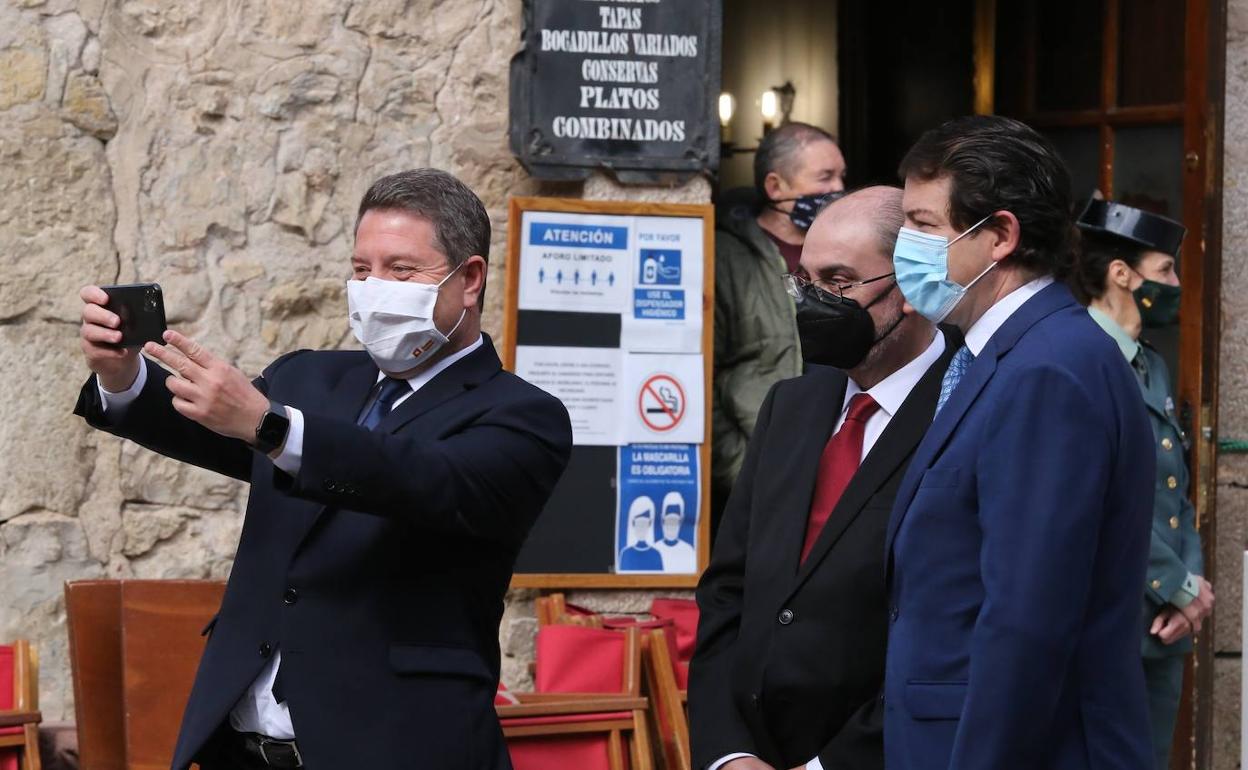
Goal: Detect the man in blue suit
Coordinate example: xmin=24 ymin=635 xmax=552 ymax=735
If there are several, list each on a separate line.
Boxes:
xmin=75 ymin=169 xmax=572 ymax=769
xmin=883 ymin=116 xmax=1155 ymax=769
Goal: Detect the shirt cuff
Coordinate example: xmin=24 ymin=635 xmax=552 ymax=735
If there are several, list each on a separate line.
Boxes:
xmin=98 ymin=356 xmax=148 ymax=413
xmin=806 ymin=758 xmax=825 ymax=770
xmin=1170 ymin=572 xmax=1201 ymax=608
xmin=708 ymin=753 xmax=757 ymax=770
xmin=271 ymin=406 xmax=303 ymax=476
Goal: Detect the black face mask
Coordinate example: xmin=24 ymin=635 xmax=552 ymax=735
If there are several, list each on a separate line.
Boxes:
xmin=770 ymin=191 xmax=845 ymax=232
xmin=795 ymin=278 xmax=902 ymax=369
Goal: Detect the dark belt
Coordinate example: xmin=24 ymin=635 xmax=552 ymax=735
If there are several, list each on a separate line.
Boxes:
xmin=237 ymin=732 xmax=304 ymax=769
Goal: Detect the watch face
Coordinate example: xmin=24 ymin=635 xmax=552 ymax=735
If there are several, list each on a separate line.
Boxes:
xmin=257 ymin=406 xmax=290 ymax=451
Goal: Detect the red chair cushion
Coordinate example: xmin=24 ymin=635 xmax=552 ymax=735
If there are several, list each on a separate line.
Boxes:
xmin=649 ymin=598 xmax=699 ymax=663
xmin=508 ymin=733 xmax=614 ymax=770
xmin=535 ymin=625 xmax=625 ymax=694
xmin=495 ymin=682 xmax=518 ymax=706
xmin=0 ymin=728 xmax=21 ymax=736
xmin=0 ymin=748 xmax=17 ymax=770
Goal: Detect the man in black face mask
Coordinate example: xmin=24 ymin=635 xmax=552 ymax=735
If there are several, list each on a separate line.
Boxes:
xmin=691 ymin=187 xmax=959 ymax=770
xmin=712 ymin=122 xmax=846 ymax=536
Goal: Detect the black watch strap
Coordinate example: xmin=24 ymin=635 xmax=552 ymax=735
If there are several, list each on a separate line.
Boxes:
xmin=254 ymin=401 xmax=291 ymax=454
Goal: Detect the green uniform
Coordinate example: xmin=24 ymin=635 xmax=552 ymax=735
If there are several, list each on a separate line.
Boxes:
xmin=1090 ymin=308 xmax=1202 ymax=770
xmin=711 ymin=210 xmax=802 ymax=511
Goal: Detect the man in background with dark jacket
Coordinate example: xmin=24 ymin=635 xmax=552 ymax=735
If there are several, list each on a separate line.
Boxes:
xmin=712 ymin=122 xmax=846 ymax=529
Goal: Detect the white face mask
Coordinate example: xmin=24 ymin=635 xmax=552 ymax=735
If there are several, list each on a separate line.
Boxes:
xmin=346 ymin=265 xmax=466 ymax=374
xmin=662 ymin=518 xmax=681 ymax=542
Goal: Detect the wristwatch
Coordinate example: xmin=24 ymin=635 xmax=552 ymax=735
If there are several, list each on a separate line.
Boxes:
xmin=254 ymin=401 xmax=291 ymax=454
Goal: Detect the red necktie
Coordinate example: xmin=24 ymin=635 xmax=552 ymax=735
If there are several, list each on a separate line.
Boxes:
xmin=799 ymin=393 xmax=881 ymax=564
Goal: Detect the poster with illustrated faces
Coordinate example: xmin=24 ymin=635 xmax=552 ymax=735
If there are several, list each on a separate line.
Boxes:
xmin=507 ymin=197 xmax=711 ymax=586
xmin=615 ymin=444 xmax=699 ymax=574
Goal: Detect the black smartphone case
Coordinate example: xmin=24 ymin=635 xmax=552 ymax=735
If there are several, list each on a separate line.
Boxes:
xmin=102 ymin=283 xmax=168 ymax=347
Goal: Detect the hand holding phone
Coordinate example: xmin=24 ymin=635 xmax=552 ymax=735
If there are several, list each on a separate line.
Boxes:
xmin=100 ymin=283 xmax=168 ymax=347
xmin=79 ymin=283 xmax=165 ymax=392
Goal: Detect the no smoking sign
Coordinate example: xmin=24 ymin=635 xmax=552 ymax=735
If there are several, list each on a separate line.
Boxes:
xmin=638 ymin=374 xmax=687 ymax=432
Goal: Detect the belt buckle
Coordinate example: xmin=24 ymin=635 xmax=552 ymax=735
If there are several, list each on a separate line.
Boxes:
xmin=257 ymin=736 xmax=303 ymax=768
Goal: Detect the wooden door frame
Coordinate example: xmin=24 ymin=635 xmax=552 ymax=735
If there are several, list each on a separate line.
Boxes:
xmin=974 ymin=0 xmax=1226 ymax=766
xmin=1175 ymin=0 xmax=1225 ymax=766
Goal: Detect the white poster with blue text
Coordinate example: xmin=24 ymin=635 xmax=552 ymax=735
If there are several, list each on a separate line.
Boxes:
xmin=621 ymin=215 xmax=703 ymax=353
xmin=518 ymin=211 xmax=632 ymax=313
xmin=615 ymin=444 xmax=700 ymax=574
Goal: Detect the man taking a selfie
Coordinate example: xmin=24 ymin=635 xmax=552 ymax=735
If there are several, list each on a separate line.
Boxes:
xmin=75 ymin=168 xmax=573 ymax=770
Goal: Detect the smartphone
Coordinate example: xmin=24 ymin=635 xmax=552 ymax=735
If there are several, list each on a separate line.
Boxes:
xmin=101 ymin=283 xmax=168 ymax=347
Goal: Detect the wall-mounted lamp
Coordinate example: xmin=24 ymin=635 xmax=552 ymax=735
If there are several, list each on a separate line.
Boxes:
xmin=719 ymin=92 xmax=736 ymax=144
xmin=760 ymin=89 xmax=779 ymax=134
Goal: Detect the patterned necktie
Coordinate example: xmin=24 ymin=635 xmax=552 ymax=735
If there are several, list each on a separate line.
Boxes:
xmin=358 ymin=376 xmax=410 ymax=430
xmin=936 ymin=345 xmax=975 ymax=415
xmin=800 ymin=393 xmax=881 ymax=564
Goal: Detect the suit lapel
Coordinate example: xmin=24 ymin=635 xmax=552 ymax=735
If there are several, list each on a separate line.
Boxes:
xmin=1137 ymin=372 xmax=1169 ymax=421
xmin=376 ymin=337 xmax=502 ymax=433
xmin=331 ymin=354 xmax=382 ymax=422
xmin=292 ymin=337 xmax=503 ymax=556
xmin=753 ymin=369 xmax=846 ymax=599
xmin=791 ymin=332 xmax=957 ymax=592
xmin=882 ymin=340 xmax=999 ymax=567
xmin=883 ymin=283 xmax=1079 ymax=563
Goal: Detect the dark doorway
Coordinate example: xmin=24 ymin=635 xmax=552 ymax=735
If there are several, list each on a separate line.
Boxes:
xmin=837 ymin=0 xmax=975 ymax=188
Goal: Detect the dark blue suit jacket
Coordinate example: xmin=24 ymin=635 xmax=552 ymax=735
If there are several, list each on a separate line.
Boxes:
xmin=882 ymin=283 xmax=1155 ymax=770
xmin=74 ymin=336 xmax=572 ymax=770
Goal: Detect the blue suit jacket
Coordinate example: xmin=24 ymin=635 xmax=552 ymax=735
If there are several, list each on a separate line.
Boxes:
xmin=882 ymin=283 xmax=1155 ymax=770
xmin=75 ymin=336 xmax=572 ymax=770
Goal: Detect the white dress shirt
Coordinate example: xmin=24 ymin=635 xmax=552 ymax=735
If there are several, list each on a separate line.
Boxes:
xmin=836 ymin=329 xmax=946 ymax=462
xmin=961 ymin=276 xmax=1054 ymax=356
xmin=98 ymin=335 xmax=485 ymax=739
xmin=708 ymin=329 xmax=945 ymax=770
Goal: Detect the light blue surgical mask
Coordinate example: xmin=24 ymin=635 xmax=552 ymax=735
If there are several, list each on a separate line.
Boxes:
xmin=892 ymin=214 xmax=995 ymax=324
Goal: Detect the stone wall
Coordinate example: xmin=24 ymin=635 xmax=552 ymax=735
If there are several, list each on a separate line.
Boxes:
xmin=1216 ymin=2 xmax=1248 ymax=767
xmin=0 ymin=0 xmax=706 ymax=720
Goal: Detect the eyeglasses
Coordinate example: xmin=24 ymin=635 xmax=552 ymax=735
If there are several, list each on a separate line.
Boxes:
xmin=782 ymin=271 xmax=896 ymax=304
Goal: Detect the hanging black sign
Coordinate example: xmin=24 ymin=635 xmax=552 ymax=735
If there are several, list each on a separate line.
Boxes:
xmin=509 ymin=0 xmax=722 ymax=183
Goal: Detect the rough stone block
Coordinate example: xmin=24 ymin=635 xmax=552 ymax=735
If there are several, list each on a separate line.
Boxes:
xmin=0 ymin=324 xmax=100 ymax=523
xmin=0 ymin=48 xmax=46 ymax=108
xmin=1212 ymin=655 xmax=1241 ymax=770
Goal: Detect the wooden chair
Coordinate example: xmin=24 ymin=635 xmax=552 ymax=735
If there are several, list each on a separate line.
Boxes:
xmin=500 ymin=624 xmax=653 ymax=770
xmin=648 ymin=597 xmax=698 ymax=692
xmin=531 ymin=593 xmax=694 ymax=770
xmin=0 ymin=640 xmax=41 ymax=770
xmin=65 ymin=580 xmax=224 ymax=770
xmin=642 ymin=629 xmax=691 ymax=770
xmin=535 ymin=593 xmax=603 ymax=628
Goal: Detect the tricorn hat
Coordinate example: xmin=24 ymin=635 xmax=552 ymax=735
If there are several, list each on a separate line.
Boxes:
xmin=1077 ymin=199 xmax=1186 ymax=257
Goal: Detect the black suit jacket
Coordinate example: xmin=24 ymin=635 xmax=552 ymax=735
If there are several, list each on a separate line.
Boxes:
xmin=689 ymin=329 xmax=957 ymax=770
xmin=74 ymin=336 xmax=572 ymax=770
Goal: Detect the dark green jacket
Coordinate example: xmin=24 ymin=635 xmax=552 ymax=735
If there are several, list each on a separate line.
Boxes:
xmin=1137 ymin=342 xmax=1203 ymax=658
xmin=1090 ymin=307 xmax=1204 ymax=658
xmin=711 ymin=209 xmax=802 ymax=506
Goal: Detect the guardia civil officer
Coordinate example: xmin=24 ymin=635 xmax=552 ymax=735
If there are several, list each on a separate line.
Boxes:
xmin=1074 ymin=199 xmax=1213 ymax=770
